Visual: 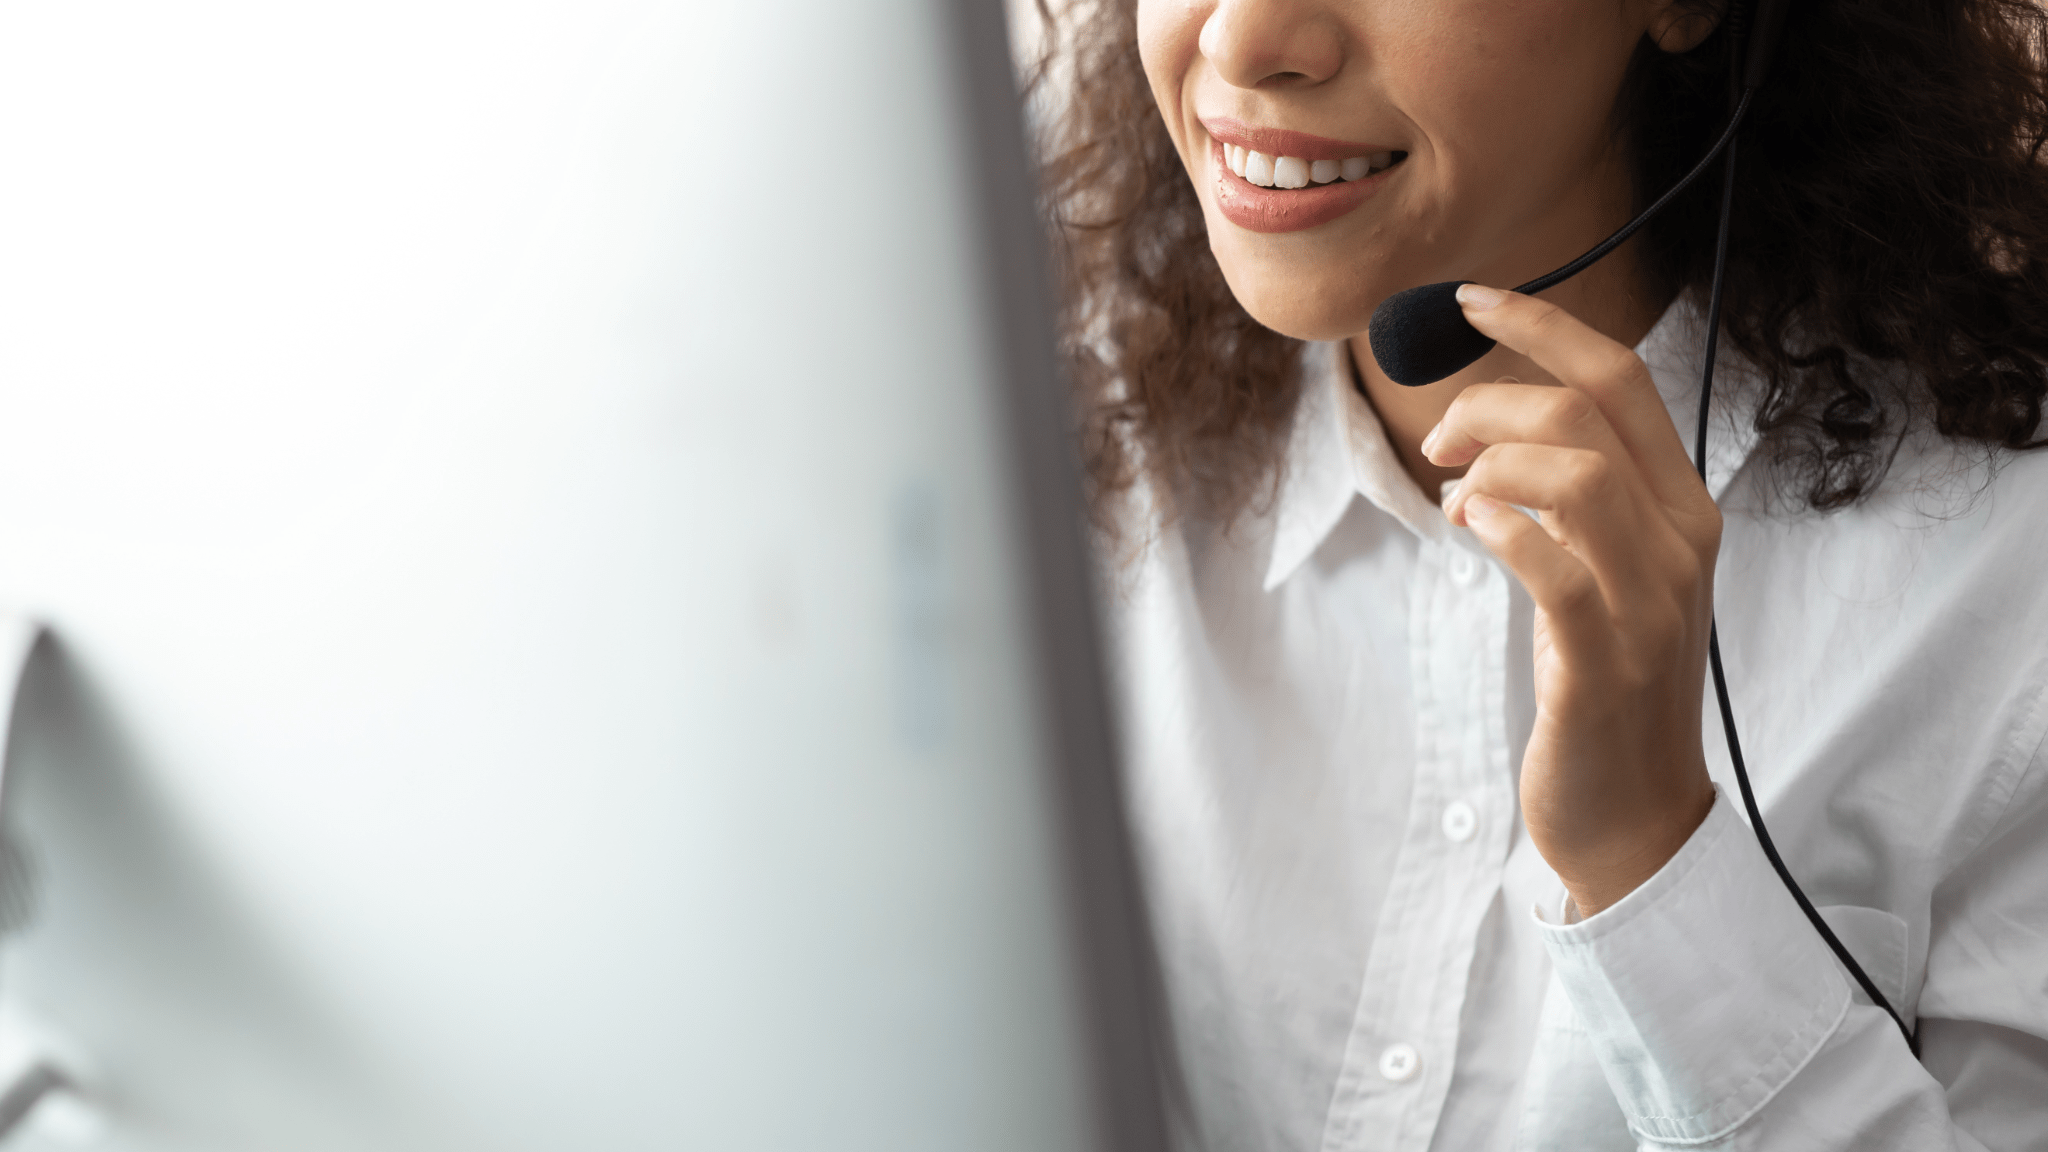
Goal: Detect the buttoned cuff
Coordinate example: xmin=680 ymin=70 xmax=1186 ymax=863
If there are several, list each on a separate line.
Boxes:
xmin=1534 ymin=788 xmax=1851 ymax=1144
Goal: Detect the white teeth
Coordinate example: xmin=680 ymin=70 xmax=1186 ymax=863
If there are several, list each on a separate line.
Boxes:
xmin=1232 ymin=145 xmax=1395 ymax=188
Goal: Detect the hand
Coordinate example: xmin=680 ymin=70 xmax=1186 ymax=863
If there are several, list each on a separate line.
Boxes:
xmin=1423 ymin=283 xmax=1720 ymax=917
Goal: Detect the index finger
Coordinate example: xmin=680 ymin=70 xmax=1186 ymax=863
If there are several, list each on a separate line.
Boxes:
xmin=1455 ymin=283 xmax=1705 ymax=510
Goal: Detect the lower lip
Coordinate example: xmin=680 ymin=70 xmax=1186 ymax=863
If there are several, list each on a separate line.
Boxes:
xmin=1211 ymin=140 xmax=1389 ymax=233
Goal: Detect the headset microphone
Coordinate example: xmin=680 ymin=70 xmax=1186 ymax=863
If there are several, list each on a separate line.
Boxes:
xmin=1371 ymin=1 xmax=1923 ymax=1056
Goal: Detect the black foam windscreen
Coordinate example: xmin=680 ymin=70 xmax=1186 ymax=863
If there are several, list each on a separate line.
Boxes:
xmin=1366 ymin=280 xmax=1494 ymax=387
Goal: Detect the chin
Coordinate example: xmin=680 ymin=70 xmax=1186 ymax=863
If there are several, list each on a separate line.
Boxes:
xmin=1209 ymin=248 xmax=1388 ymax=344
xmin=1201 ymin=207 xmax=1426 ymax=345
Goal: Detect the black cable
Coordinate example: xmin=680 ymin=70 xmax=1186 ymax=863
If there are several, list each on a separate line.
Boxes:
xmin=1692 ymin=113 xmax=1920 ymax=1057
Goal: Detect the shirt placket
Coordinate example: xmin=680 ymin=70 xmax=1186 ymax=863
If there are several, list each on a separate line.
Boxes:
xmin=1319 ymin=532 xmax=1516 ymax=1152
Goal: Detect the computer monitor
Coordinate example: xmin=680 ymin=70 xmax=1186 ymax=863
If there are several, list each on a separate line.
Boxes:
xmin=0 ymin=1 xmax=1165 ymax=1148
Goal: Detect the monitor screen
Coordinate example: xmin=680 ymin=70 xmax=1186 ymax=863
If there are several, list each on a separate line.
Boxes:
xmin=0 ymin=1 xmax=1164 ymax=1148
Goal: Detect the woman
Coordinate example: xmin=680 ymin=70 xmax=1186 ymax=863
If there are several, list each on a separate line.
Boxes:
xmin=1035 ymin=0 xmax=2048 ymax=1148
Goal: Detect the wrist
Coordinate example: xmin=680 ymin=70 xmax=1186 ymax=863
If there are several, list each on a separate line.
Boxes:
xmin=1552 ymin=783 xmax=1716 ymax=918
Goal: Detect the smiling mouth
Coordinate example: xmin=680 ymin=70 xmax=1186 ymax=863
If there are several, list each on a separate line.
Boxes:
xmin=1221 ymin=144 xmax=1407 ymax=188
xmin=1208 ymin=137 xmax=1399 ymax=233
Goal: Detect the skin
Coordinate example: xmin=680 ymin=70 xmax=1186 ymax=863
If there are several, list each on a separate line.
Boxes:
xmin=1137 ymin=0 xmax=1722 ymax=914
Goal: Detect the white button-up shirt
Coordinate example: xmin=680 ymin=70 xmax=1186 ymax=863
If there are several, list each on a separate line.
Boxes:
xmin=1107 ymin=304 xmax=2048 ymax=1151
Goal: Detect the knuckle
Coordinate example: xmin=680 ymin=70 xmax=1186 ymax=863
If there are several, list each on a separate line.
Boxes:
xmin=1468 ymin=442 xmax=1515 ymax=481
xmin=1696 ymin=503 xmax=1725 ymax=551
xmin=1442 ymin=388 xmax=1478 ymax=427
xmin=1667 ymin=501 xmax=1723 ymax=559
xmin=1546 ymin=388 xmax=1600 ymax=432
xmin=1599 ymin=347 xmax=1652 ymax=391
xmin=1668 ymin=561 xmax=1705 ymax=607
xmin=1559 ymin=449 xmax=1614 ymax=496
xmin=1553 ymin=570 xmax=1603 ymax=616
xmin=1527 ymin=301 xmax=1569 ymax=337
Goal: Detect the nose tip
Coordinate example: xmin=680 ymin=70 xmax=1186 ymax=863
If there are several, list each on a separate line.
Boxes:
xmin=1199 ymin=0 xmax=1343 ymax=90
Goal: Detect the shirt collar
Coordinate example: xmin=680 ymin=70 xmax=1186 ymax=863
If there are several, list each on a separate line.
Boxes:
xmin=1262 ymin=295 xmax=1763 ymax=592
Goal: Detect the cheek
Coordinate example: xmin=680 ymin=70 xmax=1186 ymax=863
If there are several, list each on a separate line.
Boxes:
xmin=1392 ymin=8 xmax=1633 ymax=185
xmin=1135 ymin=0 xmax=1207 ymax=130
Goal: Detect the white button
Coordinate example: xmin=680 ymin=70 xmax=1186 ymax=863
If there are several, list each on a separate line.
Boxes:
xmin=1441 ymin=800 xmax=1478 ymax=843
xmin=1378 ymin=1043 xmax=1420 ymax=1083
xmin=1447 ymin=549 xmax=1479 ymax=586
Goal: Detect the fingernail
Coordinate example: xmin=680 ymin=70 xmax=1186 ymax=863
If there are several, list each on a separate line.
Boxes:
xmin=1463 ymin=493 xmax=1502 ymax=521
xmin=1420 ymin=423 xmax=1441 ymax=457
xmin=1456 ymin=283 xmax=1506 ymax=311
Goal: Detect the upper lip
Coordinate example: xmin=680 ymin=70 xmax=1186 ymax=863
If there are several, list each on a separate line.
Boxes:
xmin=1200 ymin=116 xmax=1392 ymax=161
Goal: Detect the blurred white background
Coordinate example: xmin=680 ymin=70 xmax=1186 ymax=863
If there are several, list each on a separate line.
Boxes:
xmin=0 ymin=1 xmax=1094 ymax=1148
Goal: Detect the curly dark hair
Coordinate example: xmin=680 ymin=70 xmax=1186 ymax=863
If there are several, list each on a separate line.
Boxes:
xmin=1032 ymin=0 xmax=2048 ymax=533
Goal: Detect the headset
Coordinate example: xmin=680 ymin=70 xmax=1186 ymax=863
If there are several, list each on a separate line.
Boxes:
xmin=1367 ymin=0 xmax=1921 ymax=1057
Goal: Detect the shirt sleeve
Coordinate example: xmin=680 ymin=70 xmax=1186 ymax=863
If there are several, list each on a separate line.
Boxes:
xmin=1535 ymin=786 xmax=2048 ymax=1150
